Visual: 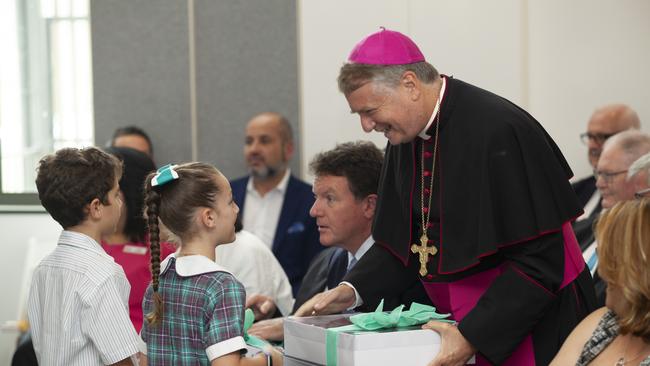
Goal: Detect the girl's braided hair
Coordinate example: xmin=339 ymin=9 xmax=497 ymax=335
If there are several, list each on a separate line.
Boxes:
xmin=143 ymin=162 xmax=222 ymax=325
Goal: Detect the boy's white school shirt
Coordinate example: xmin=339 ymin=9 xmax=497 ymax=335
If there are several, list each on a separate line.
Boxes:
xmin=27 ymin=230 xmax=145 ymax=365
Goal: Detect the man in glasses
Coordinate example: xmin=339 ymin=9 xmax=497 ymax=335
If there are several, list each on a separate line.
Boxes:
xmin=596 ymin=130 xmax=650 ymax=210
xmin=572 ymin=104 xmax=640 ymax=281
xmin=573 ymin=104 xmax=640 ymax=221
xmin=586 ymin=130 xmax=650 ymax=305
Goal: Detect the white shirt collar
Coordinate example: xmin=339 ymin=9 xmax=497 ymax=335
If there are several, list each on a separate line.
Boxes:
xmin=348 ymin=235 xmax=374 ymax=264
xmin=59 ymin=230 xmax=106 ymax=255
xmin=418 ymin=77 xmax=447 ymax=140
xmin=246 ymin=168 xmax=291 ymax=195
xmin=160 ymin=252 xmax=233 ymax=277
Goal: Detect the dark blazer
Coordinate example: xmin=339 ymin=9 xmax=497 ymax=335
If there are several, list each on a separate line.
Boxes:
xmin=572 ymin=175 xmax=597 ymax=209
xmin=292 ymin=247 xmax=340 ymax=313
xmin=231 ymin=174 xmax=323 ymax=295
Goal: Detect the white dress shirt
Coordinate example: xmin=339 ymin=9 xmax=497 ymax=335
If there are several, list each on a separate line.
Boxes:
xmin=242 ymin=169 xmax=291 ymax=249
xmin=582 ymin=240 xmax=599 ymax=277
xmin=27 ymin=231 xmax=144 ymax=366
xmin=216 ymin=230 xmax=295 ymax=315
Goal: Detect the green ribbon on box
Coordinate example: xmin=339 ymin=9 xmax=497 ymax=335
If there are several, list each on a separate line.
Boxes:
xmin=243 ymin=308 xmax=271 ymax=350
xmin=324 ymin=300 xmax=453 ymax=366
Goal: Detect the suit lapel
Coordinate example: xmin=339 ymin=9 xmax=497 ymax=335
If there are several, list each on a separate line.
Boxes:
xmin=273 ymin=175 xmax=298 ymax=251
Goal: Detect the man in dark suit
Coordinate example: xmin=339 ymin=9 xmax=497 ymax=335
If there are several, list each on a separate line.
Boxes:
xmin=231 ymin=112 xmax=322 ymax=295
xmin=247 ymin=141 xmax=394 ymax=341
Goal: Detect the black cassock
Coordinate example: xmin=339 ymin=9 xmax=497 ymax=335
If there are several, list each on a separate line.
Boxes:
xmin=344 ymin=77 xmax=597 ymax=365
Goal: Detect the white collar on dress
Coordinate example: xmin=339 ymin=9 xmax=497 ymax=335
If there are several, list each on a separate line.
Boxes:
xmin=418 ymin=77 xmax=447 ymax=140
xmin=160 ymin=252 xmax=233 ymax=277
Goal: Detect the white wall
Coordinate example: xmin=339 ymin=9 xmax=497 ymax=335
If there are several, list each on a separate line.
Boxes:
xmin=0 ymin=213 xmax=60 ymax=364
xmin=299 ymin=0 xmax=650 ymax=181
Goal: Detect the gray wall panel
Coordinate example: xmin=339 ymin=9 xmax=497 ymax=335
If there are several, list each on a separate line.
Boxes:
xmin=91 ymin=0 xmax=193 ymax=165
xmin=193 ymin=0 xmax=300 ymax=179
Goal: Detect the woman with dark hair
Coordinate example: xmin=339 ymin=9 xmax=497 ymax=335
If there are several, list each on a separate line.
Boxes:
xmin=101 ymin=147 xmax=175 ymax=332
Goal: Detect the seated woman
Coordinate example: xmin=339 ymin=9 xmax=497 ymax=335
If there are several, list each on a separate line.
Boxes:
xmin=551 ymin=199 xmax=650 ymax=365
xmin=102 ymin=147 xmax=175 ymax=332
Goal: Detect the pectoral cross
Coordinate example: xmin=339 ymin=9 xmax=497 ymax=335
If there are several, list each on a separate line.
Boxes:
xmin=411 ymin=233 xmax=438 ymax=276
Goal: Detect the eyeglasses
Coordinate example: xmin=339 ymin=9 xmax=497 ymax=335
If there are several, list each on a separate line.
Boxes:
xmin=634 ymin=187 xmax=650 ymax=200
xmin=580 ymin=132 xmax=615 ymax=145
xmin=593 ymin=169 xmax=628 ymax=184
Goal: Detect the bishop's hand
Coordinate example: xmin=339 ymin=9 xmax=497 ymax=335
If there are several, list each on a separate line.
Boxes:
xmin=294 ymin=284 xmax=356 ymax=317
xmin=422 ymin=320 xmax=476 ymax=366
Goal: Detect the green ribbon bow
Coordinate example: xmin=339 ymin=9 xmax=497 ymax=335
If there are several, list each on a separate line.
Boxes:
xmin=243 ymin=308 xmax=271 ymax=350
xmin=151 ymin=164 xmax=179 ymax=187
xmin=324 ymin=300 xmax=452 ymax=366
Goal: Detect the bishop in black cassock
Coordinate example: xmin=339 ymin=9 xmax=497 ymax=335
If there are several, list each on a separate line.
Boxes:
xmin=299 ymin=28 xmax=597 ymax=366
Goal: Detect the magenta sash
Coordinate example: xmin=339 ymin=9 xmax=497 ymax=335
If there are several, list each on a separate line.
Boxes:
xmin=421 ymin=222 xmax=585 ymax=365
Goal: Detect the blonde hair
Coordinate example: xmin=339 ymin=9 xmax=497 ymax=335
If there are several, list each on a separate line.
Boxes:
xmin=596 ymin=199 xmax=650 ymax=341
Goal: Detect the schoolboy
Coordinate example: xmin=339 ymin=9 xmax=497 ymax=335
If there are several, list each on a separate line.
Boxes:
xmin=28 ymin=147 xmax=144 ymax=365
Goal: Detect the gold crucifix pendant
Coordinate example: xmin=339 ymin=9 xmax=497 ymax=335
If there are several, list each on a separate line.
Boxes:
xmin=410 ymin=233 xmax=438 ymax=276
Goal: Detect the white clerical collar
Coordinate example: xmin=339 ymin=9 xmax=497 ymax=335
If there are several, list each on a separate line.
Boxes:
xmin=418 ymin=77 xmax=447 ymax=140
xmin=246 ymin=168 xmax=291 ymax=195
xmin=348 ymin=235 xmax=374 ymax=264
xmin=160 ymin=252 xmax=232 ymax=277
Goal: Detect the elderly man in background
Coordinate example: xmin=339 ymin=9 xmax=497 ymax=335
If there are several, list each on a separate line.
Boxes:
xmin=583 ymin=130 xmax=650 ymax=302
xmin=572 ymin=105 xmax=640 ymax=249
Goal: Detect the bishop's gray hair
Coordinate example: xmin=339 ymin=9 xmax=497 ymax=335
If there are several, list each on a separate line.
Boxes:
xmin=338 ymin=61 xmax=439 ymax=95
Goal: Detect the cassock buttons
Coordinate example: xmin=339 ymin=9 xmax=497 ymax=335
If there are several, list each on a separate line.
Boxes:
xmin=423 ymin=151 xmax=433 ymax=159
xmin=423 ymin=170 xmax=431 ymax=177
xmin=426 ymin=274 xmax=434 ymax=280
xmin=423 ymin=188 xmax=431 ymax=195
xmin=426 ymin=222 xmax=433 ymax=228
xmin=422 ymin=207 xmax=429 ymax=214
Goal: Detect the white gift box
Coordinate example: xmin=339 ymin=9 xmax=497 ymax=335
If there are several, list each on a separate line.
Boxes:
xmin=284 ymin=314 xmax=473 ymax=366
